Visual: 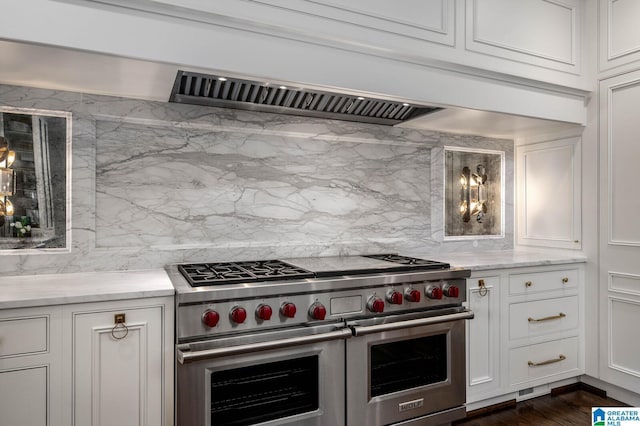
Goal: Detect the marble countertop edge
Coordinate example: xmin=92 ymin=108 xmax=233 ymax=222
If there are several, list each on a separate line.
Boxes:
xmin=0 ymin=249 xmax=588 ymax=310
xmin=0 ymin=269 xmax=175 ymax=310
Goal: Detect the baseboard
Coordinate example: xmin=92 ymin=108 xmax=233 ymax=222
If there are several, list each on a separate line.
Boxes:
xmin=550 ymin=381 xmax=607 ymax=398
xmin=456 ymin=399 xmax=516 ymax=422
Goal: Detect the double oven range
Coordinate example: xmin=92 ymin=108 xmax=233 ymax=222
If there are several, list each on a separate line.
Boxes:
xmin=167 ymin=254 xmax=473 ymax=426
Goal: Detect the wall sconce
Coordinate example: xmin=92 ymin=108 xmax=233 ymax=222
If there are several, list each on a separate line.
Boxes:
xmin=459 ymin=165 xmax=487 ymax=223
xmin=0 ymin=136 xmax=16 ymax=224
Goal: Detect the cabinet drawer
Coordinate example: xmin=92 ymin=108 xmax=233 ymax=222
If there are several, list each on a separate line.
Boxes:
xmin=0 ymin=316 xmax=48 ymax=357
xmin=509 ymin=269 xmax=578 ymax=295
xmin=509 ymin=296 xmax=579 ymax=341
xmin=509 ymin=337 xmax=579 ymax=386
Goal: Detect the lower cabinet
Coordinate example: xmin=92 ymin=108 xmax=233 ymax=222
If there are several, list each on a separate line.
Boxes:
xmin=466 ymin=263 xmax=584 ymax=410
xmin=0 ymin=306 xmax=63 ymax=426
xmin=71 ymin=298 xmax=173 ymax=426
xmin=466 ymin=275 xmax=501 ymax=403
xmin=0 ymin=296 xmax=173 ymax=426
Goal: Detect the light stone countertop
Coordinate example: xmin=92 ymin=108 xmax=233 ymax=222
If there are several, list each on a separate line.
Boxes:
xmin=423 ymin=248 xmax=587 ymax=271
xmin=0 ymin=248 xmax=587 ymax=310
xmin=0 ymin=269 xmax=175 ymax=310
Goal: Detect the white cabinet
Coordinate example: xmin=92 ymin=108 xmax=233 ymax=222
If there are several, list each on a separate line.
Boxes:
xmin=466 ymin=274 xmax=501 ymax=403
xmin=599 ymin=0 xmax=640 ymax=72
xmin=597 ymin=71 xmax=640 ymax=395
xmin=505 ymin=266 xmax=583 ymax=391
xmin=465 ymin=0 xmax=582 ymax=75
xmin=68 ymin=297 xmax=174 ymax=426
xmin=516 ymin=137 xmax=582 ymax=249
xmin=465 ymin=263 xmax=584 ymax=409
xmin=0 ymin=306 xmax=63 ymax=426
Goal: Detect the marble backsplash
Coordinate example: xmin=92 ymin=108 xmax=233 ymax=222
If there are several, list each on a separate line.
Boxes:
xmin=0 ymin=84 xmax=513 ymax=275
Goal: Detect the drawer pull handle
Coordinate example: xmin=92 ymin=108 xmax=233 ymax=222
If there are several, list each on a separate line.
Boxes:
xmin=562 ymin=277 xmax=569 ymax=284
xmin=111 ymin=313 xmax=129 ymax=340
xmin=478 ymin=279 xmax=488 ymax=296
xmin=528 ymin=354 xmax=566 ymax=367
xmin=528 ymin=312 xmax=566 ymax=323
xmin=525 ymin=281 xmax=532 ymax=287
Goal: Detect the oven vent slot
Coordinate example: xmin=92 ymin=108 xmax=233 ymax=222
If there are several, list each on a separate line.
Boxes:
xmin=169 ymin=71 xmax=442 ymax=126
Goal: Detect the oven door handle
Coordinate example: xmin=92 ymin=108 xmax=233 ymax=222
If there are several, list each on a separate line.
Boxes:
xmin=177 ymin=328 xmax=352 ymax=364
xmin=350 ymin=310 xmax=474 ymax=336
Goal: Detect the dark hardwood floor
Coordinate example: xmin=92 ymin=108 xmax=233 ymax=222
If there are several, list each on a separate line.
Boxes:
xmin=454 ymin=389 xmax=625 ymax=425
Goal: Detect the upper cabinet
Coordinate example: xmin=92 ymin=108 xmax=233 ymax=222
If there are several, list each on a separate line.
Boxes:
xmin=34 ymin=0 xmax=587 ymax=91
xmin=516 ymin=136 xmax=582 ymax=250
xmin=599 ymin=0 xmax=640 ymax=73
xmin=466 ymin=0 xmax=581 ymax=75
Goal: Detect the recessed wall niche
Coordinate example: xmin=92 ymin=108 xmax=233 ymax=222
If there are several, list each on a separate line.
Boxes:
xmin=444 ymin=147 xmax=504 ymax=239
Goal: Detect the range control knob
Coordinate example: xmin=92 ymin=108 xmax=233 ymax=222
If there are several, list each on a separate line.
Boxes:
xmin=426 ymin=286 xmax=443 ymax=300
xmin=230 ymin=306 xmax=247 ymax=324
xmin=443 ymin=284 xmax=460 ymax=298
xmin=386 ymin=290 xmax=403 ymax=305
xmin=367 ymin=296 xmax=385 ymax=313
xmin=256 ymin=304 xmax=273 ymax=321
xmin=281 ymin=302 xmax=297 ymax=318
xmin=309 ymin=303 xmax=327 ymax=320
xmin=202 ymin=310 xmax=220 ymax=328
xmin=405 ymin=288 xmax=421 ymax=303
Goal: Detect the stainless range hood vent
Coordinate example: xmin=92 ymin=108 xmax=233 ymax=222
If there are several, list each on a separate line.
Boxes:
xmin=169 ymin=71 xmax=442 ymax=126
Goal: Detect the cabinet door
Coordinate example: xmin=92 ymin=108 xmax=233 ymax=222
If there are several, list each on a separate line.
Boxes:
xmin=73 ymin=306 xmax=163 ymax=426
xmin=0 ymin=366 xmax=48 ymax=426
xmin=466 ymin=275 xmax=501 ymax=402
xmin=516 ymin=137 xmax=581 ymax=249
xmin=599 ymin=71 xmax=640 ymax=394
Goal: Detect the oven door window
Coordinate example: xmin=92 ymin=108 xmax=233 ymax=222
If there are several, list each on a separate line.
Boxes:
xmin=370 ymin=333 xmax=447 ymax=397
xmin=210 ymin=355 xmax=319 ymax=425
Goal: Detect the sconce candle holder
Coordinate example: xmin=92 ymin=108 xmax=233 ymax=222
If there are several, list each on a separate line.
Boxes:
xmin=0 ymin=136 xmax=16 ymax=224
xmin=444 ymin=147 xmax=504 ymax=238
xmin=460 ymin=165 xmax=487 ymax=223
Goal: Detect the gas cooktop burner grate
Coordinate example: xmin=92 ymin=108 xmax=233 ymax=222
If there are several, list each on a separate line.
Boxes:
xmin=365 ymin=254 xmax=450 ymax=269
xmin=178 ymin=260 xmax=315 ymax=286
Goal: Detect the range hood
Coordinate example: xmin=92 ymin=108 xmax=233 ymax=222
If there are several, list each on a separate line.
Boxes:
xmin=169 ymin=71 xmax=442 ymax=126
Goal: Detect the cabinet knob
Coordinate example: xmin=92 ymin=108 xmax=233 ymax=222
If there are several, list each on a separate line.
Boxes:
xmin=562 ymin=277 xmax=569 ymax=284
xmin=525 ymin=281 xmax=532 ymax=287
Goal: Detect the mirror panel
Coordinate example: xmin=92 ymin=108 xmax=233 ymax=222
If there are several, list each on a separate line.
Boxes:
xmin=0 ymin=107 xmax=71 ymax=251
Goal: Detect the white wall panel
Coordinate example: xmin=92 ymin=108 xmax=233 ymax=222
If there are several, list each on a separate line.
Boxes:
xmin=466 ymin=0 xmax=579 ymax=73
xmin=609 ymin=272 xmax=640 ymax=296
xmin=600 ymin=0 xmax=640 ymax=71
xmin=609 ymin=298 xmax=640 ymax=379
xmin=608 ymin=80 xmax=640 ymax=245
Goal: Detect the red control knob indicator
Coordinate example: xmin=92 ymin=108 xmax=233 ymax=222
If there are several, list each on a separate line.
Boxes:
xmin=405 ymin=289 xmax=421 ymax=303
xmin=426 ymin=286 xmax=443 ymax=300
xmin=387 ymin=290 xmax=403 ymax=305
xmin=281 ymin=302 xmax=297 ymax=318
xmin=444 ymin=285 xmax=460 ymax=298
xmin=309 ymin=303 xmax=327 ymax=320
xmin=256 ymin=304 xmax=273 ymax=321
xmin=230 ymin=307 xmax=247 ymax=324
xmin=368 ymin=297 xmax=385 ymax=313
xmin=202 ymin=310 xmax=220 ymax=328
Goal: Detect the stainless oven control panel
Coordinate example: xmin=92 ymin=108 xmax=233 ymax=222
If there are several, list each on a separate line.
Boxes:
xmin=177 ymin=278 xmax=466 ymax=340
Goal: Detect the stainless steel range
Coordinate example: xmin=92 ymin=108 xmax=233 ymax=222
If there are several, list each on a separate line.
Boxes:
xmin=167 ymin=254 xmax=473 ymax=426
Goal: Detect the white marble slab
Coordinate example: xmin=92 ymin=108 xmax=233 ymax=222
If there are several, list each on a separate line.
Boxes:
xmin=0 ymin=269 xmax=174 ymax=309
xmin=0 ymin=84 xmax=514 ymax=275
xmin=421 ymin=248 xmax=587 ymax=271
